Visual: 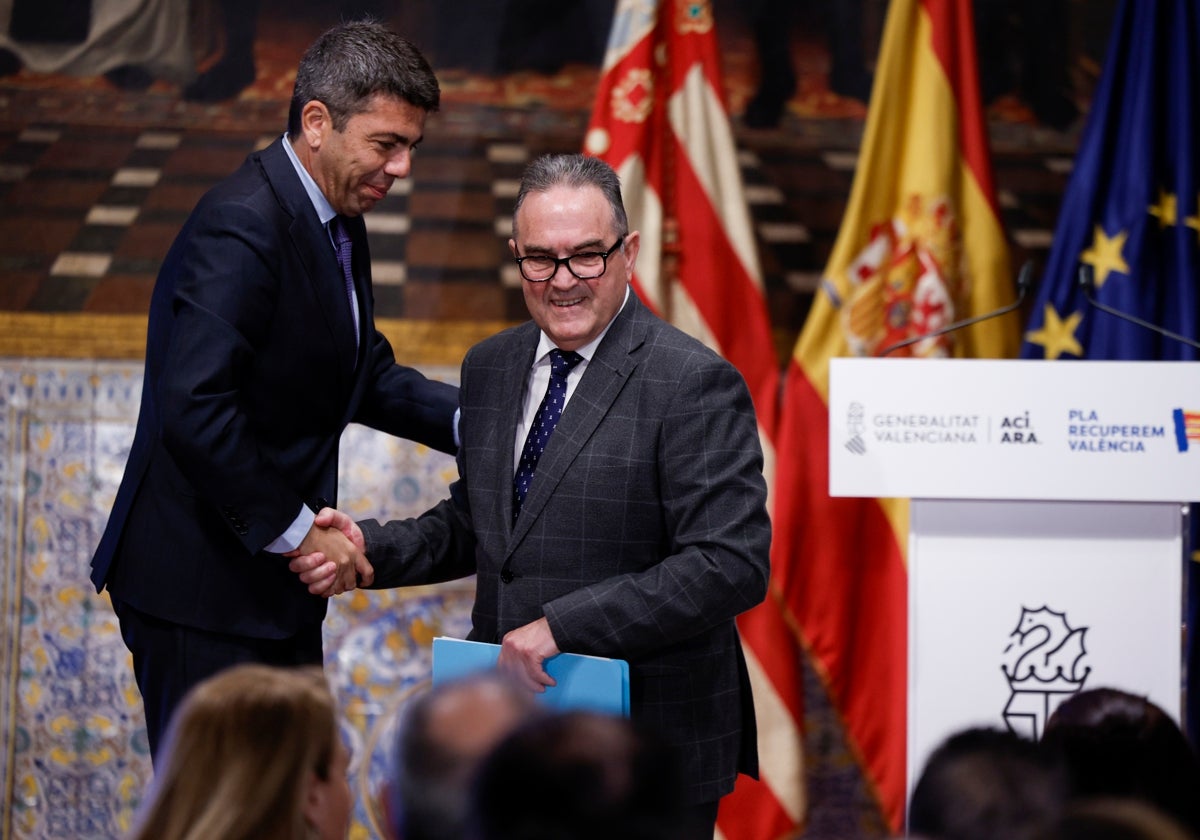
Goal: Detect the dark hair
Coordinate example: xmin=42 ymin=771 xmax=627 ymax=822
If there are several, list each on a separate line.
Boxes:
xmin=469 ymin=711 xmax=686 ymax=840
xmin=286 ymin=20 xmax=439 ymax=138
xmin=1032 ymin=798 xmax=1197 ymax=840
xmin=512 ymin=154 xmax=629 ymax=242
xmin=908 ymin=726 xmax=1067 ymax=840
xmin=1041 ymin=688 xmax=1200 ymax=835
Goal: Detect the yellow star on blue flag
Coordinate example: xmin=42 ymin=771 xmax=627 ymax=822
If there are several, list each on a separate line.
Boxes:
xmin=1024 ymin=304 xmax=1084 ymax=360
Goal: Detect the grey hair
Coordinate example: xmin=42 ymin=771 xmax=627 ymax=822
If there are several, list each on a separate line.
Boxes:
xmin=511 ymin=153 xmax=629 ymax=241
xmin=388 ymin=674 xmax=541 ymax=840
xmin=286 ymin=20 xmax=439 ymax=138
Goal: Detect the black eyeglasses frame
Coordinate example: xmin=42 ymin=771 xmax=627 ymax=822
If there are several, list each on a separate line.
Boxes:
xmin=514 ymin=234 xmax=627 ymax=282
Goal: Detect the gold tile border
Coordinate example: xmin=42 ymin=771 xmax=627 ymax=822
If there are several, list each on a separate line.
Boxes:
xmin=0 ymin=313 xmax=515 ymax=366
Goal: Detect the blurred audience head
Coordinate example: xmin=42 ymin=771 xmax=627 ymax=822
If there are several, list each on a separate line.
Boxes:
xmin=383 ymin=672 xmax=541 ymax=840
xmin=468 ymin=710 xmax=688 ymax=840
xmin=1032 ymin=798 xmax=1198 ymax=840
xmin=908 ymin=726 xmax=1068 ymax=840
xmin=1041 ymin=687 xmax=1200 ymax=835
xmin=127 ymin=663 xmax=350 ymax=840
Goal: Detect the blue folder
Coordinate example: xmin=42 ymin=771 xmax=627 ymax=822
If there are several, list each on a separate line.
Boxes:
xmin=431 ymin=636 xmax=630 ymax=717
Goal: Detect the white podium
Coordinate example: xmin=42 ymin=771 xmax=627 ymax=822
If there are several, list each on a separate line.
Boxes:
xmin=828 ymin=358 xmax=1200 ymax=801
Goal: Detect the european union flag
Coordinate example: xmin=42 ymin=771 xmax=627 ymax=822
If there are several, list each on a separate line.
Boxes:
xmin=1020 ymin=0 xmax=1200 ymax=749
xmin=1020 ymin=0 xmax=1199 ymax=362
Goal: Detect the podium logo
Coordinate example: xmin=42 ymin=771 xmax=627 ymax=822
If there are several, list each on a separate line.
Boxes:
xmin=1000 ymin=606 xmax=1090 ymax=740
xmin=845 ymin=401 xmax=866 ymax=454
xmin=1000 ymin=411 xmax=1039 ymax=444
xmin=1173 ymin=409 xmax=1200 ymax=452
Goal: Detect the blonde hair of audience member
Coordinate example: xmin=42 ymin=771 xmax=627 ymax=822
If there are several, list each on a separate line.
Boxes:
xmin=127 ymin=664 xmax=352 ymax=840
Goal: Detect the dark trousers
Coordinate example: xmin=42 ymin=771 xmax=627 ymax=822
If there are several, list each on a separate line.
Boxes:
xmin=680 ymin=800 xmax=720 ymax=840
xmin=113 ymin=598 xmax=323 ymax=763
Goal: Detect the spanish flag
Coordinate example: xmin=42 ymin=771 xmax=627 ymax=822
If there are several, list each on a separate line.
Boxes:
xmin=584 ymin=2 xmax=802 ymax=838
xmin=774 ymin=0 xmax=1019 ymax=828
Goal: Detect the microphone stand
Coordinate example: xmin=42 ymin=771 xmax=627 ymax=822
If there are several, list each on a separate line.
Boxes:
xmin=878 ymin=261 xmax=1034 ymax=357
xmin=1076 ymin=264 xmax=1200 ymax=352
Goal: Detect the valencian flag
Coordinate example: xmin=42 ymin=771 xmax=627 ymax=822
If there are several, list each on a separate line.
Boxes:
xmin=774 ymin=0 xmax=1019 ymax=829
xmin=584 ymin=2 xmax=802 ymax=838
xmin=1018 ymin=0 xmax=1200 ymax=738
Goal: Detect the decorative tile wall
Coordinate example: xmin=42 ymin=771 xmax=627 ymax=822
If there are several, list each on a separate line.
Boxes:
xmin=1 ymin=359 xmax=469 ymax=840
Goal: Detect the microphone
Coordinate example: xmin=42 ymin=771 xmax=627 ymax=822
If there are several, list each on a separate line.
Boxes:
xmin=878 ymin=261 xmax=1034 ymax=357
xmin=1077 ymin=263 xmax=1200 ymax=352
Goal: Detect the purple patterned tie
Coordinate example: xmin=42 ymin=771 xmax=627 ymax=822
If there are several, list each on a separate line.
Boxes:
xmin=329 ymin=215 xmax=359 ymax=345
xmin=513 ymin=348 xmax=583 ymax=521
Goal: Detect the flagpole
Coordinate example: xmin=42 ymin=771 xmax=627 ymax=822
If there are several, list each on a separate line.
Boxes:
xmin=658 ymin=0 xmax=678 ymax=326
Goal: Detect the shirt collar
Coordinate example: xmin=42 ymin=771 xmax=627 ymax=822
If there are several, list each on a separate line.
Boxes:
xmin=281 ymin=132 xmax=337 ymax=227
xmin=533 ymin=285 xmax=630 ymax=366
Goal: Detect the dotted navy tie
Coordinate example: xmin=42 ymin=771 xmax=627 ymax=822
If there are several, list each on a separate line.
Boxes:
xmin=329 ymin=215 xmax=360 ymax=345
xmin=513 ymin=348 xmax=583 ymax=521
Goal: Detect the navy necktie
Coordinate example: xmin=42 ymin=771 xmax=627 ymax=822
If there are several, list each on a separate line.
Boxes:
xmin=329 ymin=215 xmax=360 ymax=345
xmin=513 ymin=348 xmax=583 ymax=520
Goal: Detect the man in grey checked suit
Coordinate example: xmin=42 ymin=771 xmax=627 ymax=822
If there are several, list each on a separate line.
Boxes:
xmin=291 ymin=153 xmax=771 ymax=838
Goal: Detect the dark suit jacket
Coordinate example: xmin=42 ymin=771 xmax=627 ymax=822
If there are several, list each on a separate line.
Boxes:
xmin=90 ymin=136 xmax=458 ymax=640
xmin=360 ymin=292 xmax=772 ymax=803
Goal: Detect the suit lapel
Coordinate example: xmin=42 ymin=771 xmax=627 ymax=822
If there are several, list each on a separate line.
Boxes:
xmin=508 ymin=293 xmax=647 ymax=547
xmin=260 ymin=139 xmax=359 ymax=382
xmin=337 ymin=214 xmax=377 ymax=427
xmin=344 ymin=212 xmax=371 ymax=364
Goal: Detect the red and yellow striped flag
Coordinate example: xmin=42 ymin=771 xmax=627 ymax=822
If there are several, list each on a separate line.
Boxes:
xmin=583 ymin=0 xmax=779 ymax=432
xmin=584 ymin=2 xmax=802 ymax=838
xmin=774 ymin=0 xmax=1019 ymax=829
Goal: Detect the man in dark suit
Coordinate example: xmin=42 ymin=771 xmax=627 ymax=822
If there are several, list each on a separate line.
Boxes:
xmin=292 ymin=153 xmax=771 ymax=837
xmin=89 ymin=20 xmax=459 ymax=761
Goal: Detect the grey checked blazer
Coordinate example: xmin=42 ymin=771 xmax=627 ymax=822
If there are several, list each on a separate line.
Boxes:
xmin=361 ymin=291 xmax=771 ymax=803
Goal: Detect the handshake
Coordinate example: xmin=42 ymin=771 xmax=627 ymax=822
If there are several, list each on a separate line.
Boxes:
xmin=285 ymin=507 xmax=564 ymax=693
xmin=285 ymin=508 xmax=365 ymax=598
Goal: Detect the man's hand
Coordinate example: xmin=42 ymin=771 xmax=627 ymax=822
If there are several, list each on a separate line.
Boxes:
xmin=315 ymin=506 xmax=366 ymax=551
xmin=287 ymin=508 xmax=371 ymax=597
xmin=497 ymin=617 xmax=560 ymax=693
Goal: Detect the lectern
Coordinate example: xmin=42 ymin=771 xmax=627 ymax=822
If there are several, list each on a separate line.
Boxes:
xmin=828 ymin=358 xmax=1200 ymax=799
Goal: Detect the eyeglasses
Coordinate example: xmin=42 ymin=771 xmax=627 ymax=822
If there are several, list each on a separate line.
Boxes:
xmin=514 ymin=234 xmax=626 ymax=282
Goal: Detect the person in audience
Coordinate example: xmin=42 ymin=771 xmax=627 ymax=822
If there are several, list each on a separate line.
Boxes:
xmin=1041 ymin=687 xmax=1200 ymax=836
xmin=467 ymin=710 xmax=688 ymax=840
xmin=126 ymin=663 xmax=352 ymax=840
xmin=908 ymin=726 xmax=1068 ymax=840
xmin=382 ymin=672 xmax=542 ymax=840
